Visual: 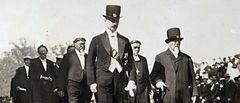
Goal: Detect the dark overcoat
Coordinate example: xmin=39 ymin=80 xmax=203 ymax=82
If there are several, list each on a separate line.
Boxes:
xmin=29 ymin=58 xmax=56 ymax=103
xmin=150 ymin=49 xmax=198 ymax=103
xmin=14 ymin=66 xmax=32 ymax=103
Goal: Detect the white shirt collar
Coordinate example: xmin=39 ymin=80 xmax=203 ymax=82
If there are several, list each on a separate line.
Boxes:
xmin=24 ymin=64 xmax=29 ymax=78
xmin=24 ymin=64 xmax=29 ymax=69
xmin=75 ymin=49 xmax=85 ymax=56
xmin=106 ymin=29 xmax=117 ymax=37
xmin=40 ymin=58 xmax=46 ymax=62
xmin=40 ymin=58 xmax=47 ymax=71
xmin=133 ymin=55 xmax=140 ymax=61
xmin=75 ymin=49 xmax=85 ymax=69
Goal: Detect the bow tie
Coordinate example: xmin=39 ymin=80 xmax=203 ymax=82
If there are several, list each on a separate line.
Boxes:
xmin=111 ymin=34 xmax=117 ymax=37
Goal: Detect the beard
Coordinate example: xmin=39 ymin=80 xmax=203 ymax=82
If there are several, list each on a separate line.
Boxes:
xmin=173 ymin=47 xmax=179 ymax=54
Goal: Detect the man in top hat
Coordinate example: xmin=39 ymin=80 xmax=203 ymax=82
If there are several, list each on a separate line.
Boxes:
xmin=150 ymin=27 xmax=198 ymax=103
xmin=29 ymin=45 xmax=57 ymax=103
xmin=11 ymin=56 xmax=32 ymax=103
xmin=86 ymin=5 xmax=136 ymax=103
xmin=57 ymin=37 xmax=92 ymax=103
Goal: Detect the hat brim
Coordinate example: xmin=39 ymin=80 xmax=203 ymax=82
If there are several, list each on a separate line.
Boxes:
xmin=103 ymin=15 xmax=122 ymax=19
xmin=165 ymin=37 xmax=183 ymax=43
xmin=23 ymin=57 xmax=31 ymax=60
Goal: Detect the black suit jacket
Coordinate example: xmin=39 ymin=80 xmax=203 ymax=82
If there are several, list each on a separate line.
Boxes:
xmin=29 ymin=58 xmax=56 ymax=91
xmin=150 ymin=49 xmax=198 ymax=103
xmin=57 ymin=50 xmax=87 ymax=91
xmin=13 ymin=66 xmax=32 ymax=103
xmin=14 ymin=66 xmax=32 ymax=90
xmin=86 ymin=31 xmax=136 ymax=85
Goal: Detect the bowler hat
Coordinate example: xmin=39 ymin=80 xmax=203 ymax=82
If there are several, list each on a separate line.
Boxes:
xmin=103 ymin=5 xmax=121 ymax=19
xmin=165 ymin=27 xmax=184 ymax=43
xmin=23 ymin=56 xmax=31 ymax=60
xmin=73 ymin=37 xmax=86 ymax=43
xmin=130 ymin=40 xmax=141 ymax=45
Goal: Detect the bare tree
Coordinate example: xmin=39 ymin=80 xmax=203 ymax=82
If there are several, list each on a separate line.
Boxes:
xmin=0 ymin=37 xmax=37 ymax=97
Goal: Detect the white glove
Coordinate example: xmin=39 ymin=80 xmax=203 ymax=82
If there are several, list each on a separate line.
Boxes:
xmin=124 ymin=81 xmax=136 ymax=97
xmin=90 ymin=83 xmax=97 ymax=93
xmin=156 ymin=81 xmax=166 ymax=91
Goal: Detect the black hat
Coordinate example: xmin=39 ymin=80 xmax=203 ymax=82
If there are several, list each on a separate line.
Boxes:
xmin=103 ymin=5 xmax=121 ymax=19
xmin=23 ymin=56 xmax=31 ymax=60
xmin=165 ymin=27 xmax=184 ymax=43
xmin=130 ymin=40 xmax=141 ymax=45
xmin=73 ymin=37 xmax=86 ymax=43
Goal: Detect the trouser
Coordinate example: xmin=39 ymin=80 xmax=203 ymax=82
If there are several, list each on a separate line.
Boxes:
xmin=97 ymin=70 xmax=128 ymax=103
xmin=67 ymin=80 xmax=92 ymax=103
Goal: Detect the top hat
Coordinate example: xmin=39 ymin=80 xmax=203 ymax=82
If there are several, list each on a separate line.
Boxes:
xmin=103 ymin=5 xmax=121 ymax=19
xmin=165 ymin=27 xmax=184 ymax=43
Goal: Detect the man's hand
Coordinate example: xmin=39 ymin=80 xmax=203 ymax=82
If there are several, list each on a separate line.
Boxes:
xmin=156 ymin=81 xmax=166 ymax=91
xmin=40 ymin=75 xmax=52 ymax=81
xmin=90 ymin=83 xmax=97 ymax=93
xmin=125 ymin=80 xmax=136 ymax=97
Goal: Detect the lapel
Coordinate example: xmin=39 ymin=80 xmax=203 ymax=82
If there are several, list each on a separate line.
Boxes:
xmin=175 ymin=52 xmax=183 ymax=63
xmin=117 ymin=33 xmax=126 ymax=60
xmin=38 ymin=58 xmax=46 ymax=72
xmin=166 ymin=49 xmax=178 ymax=72
xmin=73 ymin=50 xmax=82 ymax=69
xmin=46 ymin=59 xmax=51 ymax=73
xmin=84 ymin=54 xmax=87 ymax=68
xmin=101 ymin=32 xmax=111 ymax=56
xmin=23 ymin=66 xmax=28 ymax=79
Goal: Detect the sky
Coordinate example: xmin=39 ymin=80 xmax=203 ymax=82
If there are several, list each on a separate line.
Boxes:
xmin=0 ymin=0 xmax=240 ymax=69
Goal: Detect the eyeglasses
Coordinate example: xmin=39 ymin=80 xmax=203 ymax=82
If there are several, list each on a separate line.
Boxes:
xmin=133 ymin=47 xmax=140 ymax=49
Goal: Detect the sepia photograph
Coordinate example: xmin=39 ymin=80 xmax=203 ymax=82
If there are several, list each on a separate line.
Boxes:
xmin=0 ymin=0 xmax=239 ymax=103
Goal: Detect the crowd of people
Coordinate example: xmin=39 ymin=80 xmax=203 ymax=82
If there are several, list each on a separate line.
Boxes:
xmin=8 ymin=4 xmax=240 ymax=103
xmin=193 ymin=56 xmax=240 ymax=103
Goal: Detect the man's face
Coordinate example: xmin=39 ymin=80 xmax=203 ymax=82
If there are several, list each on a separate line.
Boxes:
xmin=24 ymin=59 xmax=31 ymax=67
xmin=38 ymin=47 xmax=48 ymax=59
xmin=131 ymin=43 xmax=141 ymax=56
xmin=168 ymin=40 xmax=181 ymax=51
xmin=74 ymin=40 xmax=85 ymax=51
xmin=105 ymin=18 xmax=119 ymax=32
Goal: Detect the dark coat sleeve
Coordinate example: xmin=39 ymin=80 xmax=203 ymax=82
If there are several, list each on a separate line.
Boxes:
xmin=150 ymin=55 xmax=165 ymax=86
xmin=86 ymin=37 xmax=97 ymax=85
xmin=125 ymin=40 xmax=136 ymax=81
xmin=56 ymin=54 xmax=69 ymax=91
xmin=10 ymin=75 xmax=17 ymax=98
